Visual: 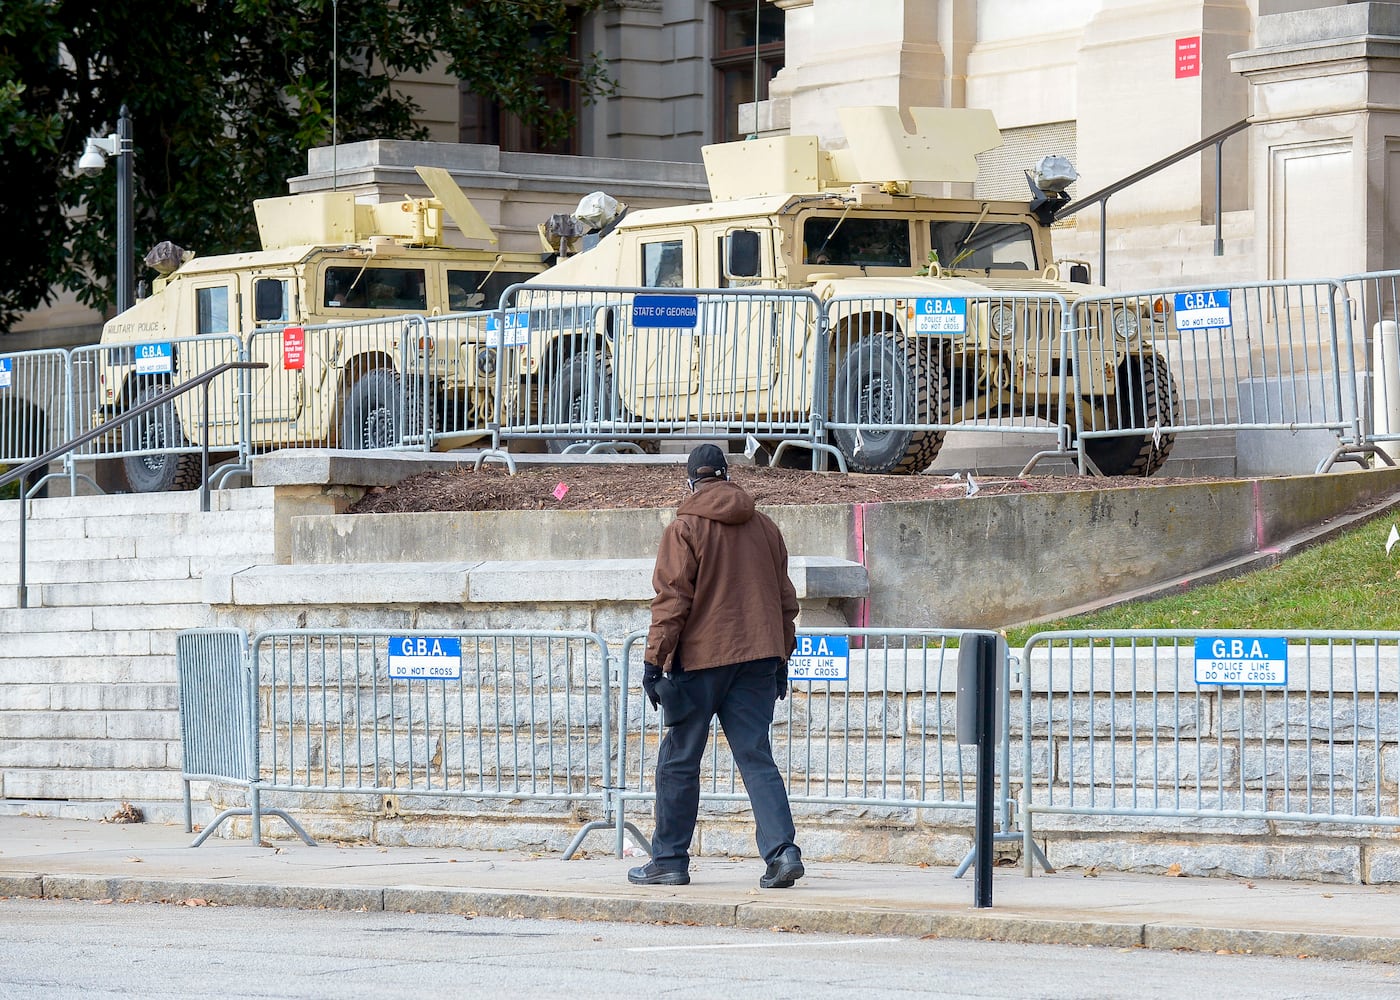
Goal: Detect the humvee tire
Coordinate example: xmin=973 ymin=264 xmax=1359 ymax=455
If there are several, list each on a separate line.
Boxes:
xmin=542 ymin=348 xmax=659 ymax=456
xmin=1081 ymin=351 xmax=1178 ymax=477
xmin=122 ymin=384 xmax=202 ymax=493
xmin=340 ymin=368 xmax=421 ymax=449
xmin=545 ymin=349 xmax=614 ymax=454
xmin=831 ymin=334 xmax=947 ymax=474
xmin=0 ymin=398 xmax=50 ymax=498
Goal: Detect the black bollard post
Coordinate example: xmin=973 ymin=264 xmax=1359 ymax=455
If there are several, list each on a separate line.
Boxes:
xmin=957 ymin=632 xmax=998 ymax=908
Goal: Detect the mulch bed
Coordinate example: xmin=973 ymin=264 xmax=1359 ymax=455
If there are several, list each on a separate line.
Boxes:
xmin=349 ymin=464 xmax=1222 ymax=514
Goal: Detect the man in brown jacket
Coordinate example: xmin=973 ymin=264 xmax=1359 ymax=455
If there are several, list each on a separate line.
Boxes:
xmin=628 ymin=444 xmax=804 ymax=889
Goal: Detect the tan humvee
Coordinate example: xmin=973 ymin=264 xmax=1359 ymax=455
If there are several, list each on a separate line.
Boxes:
xmin=515 ymin=107 xmax=1176 ymax=475
xmin=95 ymin=167 xmax=547 ymax=491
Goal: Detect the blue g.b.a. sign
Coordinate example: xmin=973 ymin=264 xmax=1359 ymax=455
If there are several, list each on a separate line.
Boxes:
xmin=134 ymin=342 xmax=174 ymax=375
xmin=788 ymin=634 xmax=850 ymax=682
xmin=912 ymin=297 xmax=967 ymax=335
xmin=632 ymin=294 xmax=699 ymax=329
xmin=0 ymin=358 xmax=11 ymax=389
xmin=485 ymin=311 xmax=530 ymax=346
xmin=1193 ymin=635 xmax=1288 ymax=686
xmin=387 ymin=636 xmax=463 ymax=680
xmin=1174 ymin=289 xmax=1232 ymax=331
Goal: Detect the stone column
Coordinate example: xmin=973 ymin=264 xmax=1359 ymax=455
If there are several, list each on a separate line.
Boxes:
xmin=764 ymin=0 xmax=969 ymax=147
xmin=1077 ymin=0 xmax=1251 ymax=226
xmin=1232 ymin=2 xmax=1400 ymax=278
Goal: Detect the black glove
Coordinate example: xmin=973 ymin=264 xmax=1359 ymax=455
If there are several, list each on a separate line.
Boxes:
xmin=642 ymin=662 xmax=662 ymax=709
xmin=777 ymin=660 xmax=789 ymax=701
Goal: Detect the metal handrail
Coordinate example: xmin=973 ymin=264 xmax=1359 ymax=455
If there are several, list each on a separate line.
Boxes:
xmin=2 ymin=361 xmax=267 ymax=608
xmin=1056 ymin=118 xmax=1252 ymax=284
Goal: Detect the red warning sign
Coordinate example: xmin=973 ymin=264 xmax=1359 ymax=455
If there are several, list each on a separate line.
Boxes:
xmin=282 ymin=326 xmax=305 ymax=370
xmin=1176 ymin=36 xmax=1201 ymax=79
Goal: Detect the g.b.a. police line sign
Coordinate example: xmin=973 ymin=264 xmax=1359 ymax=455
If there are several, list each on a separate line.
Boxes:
xmin=1193 ymin=636 xmax=1287 ymax=686
xmin=788 ymin=634 xmax=850 ymax=682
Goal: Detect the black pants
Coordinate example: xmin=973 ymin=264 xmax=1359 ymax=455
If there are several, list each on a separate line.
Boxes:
xmin=650 ymin=656 xmax=797 ymax=871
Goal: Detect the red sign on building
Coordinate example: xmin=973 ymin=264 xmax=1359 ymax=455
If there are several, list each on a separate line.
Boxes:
xmin=1176 ymin=36 xmax=1201 ymax=79
xmin=282 ymin=326 xmax=306 ymax=370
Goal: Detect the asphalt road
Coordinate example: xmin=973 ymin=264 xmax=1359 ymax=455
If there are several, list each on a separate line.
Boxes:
xmin=1 ymin=897 xmax=1397 ymax=999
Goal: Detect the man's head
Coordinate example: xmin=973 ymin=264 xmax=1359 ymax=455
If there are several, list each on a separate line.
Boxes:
xmin=686 ymin=444 xmax=728 ymax=491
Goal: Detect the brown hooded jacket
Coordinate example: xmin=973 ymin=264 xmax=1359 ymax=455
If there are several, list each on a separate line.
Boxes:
xmin=644 ymin=479 xmax=799 ymax=672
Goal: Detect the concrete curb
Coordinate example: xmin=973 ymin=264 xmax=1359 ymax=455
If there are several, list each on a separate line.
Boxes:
xmin=5 ymin=871 xmax=1396 ymax=964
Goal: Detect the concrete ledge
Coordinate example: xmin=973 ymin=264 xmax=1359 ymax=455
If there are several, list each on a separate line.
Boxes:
xmin=282 ymin=466 xmax=1400 ymax=627
xmin=213 ymin=562 xmax=479 ymax=607
xmin=253 ymin=448 xmax=688 ymax=489
xmin=211 ymin=556 xmax=868 ymax=608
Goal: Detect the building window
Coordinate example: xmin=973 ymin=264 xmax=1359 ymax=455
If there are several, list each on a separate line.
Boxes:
xmin=458 ymin=11 xmax=582 ymax=155
xmin=713 ymin=1 xmax=785 ymax=142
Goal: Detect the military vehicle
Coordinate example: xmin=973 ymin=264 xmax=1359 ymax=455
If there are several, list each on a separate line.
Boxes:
xmin=94 ymin=166 xmax=547 ymax=491
xmin=513 ymin=107 xmax=1178 ymax=475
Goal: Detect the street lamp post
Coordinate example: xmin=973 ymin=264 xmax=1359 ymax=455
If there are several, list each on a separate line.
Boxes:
xmin=77 ymin=105 xmax=135 ymax=314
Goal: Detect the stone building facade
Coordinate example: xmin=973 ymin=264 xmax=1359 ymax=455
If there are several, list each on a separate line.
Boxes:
xmin=14 ymin=1 xmax=1400 ymax=345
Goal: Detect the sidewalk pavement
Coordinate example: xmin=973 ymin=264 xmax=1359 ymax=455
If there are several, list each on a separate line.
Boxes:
xmin=2 ymin=815 xmax=1398 ymax=963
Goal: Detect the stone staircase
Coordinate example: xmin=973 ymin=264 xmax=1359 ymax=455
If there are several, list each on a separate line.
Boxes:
xmin=0 ymin=488 xmax=276 ymax=822
xmin=1053 ymin=210 xmax=1258 ymax=292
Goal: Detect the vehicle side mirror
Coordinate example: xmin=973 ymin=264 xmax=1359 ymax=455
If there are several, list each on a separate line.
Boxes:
xmin=254 ymin=279 xmax=287 ymax=322
xmin=727 ymin=230 xmax=761 ymax=278
xmin=1069 ymin=263 xmax=1090 ymax=284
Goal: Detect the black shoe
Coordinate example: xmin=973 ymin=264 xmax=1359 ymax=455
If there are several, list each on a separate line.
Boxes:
xmin=760 ymin=846 xmax=805 ymax=889
xmin=628 ymin=861 xmax=690 ymax=886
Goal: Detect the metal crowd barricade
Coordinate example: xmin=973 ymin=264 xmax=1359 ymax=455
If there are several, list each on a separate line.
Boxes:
xmin=1019 ymin=629 xmax=1400 ymax=875
xmin=0 ymin=347 xmax=71 ymax=495
xmin=68 ymin=334 xmax=247 ymax=475
xmin=244 ymin=314 xmax=429 ymax=455
xmin=614 ymin=628 xmax=1041 ymax=875
xmin=1334 ymin=270 xmax=1400 ymax=464
xmin=822 ymin=291 xmax=1076 ymax=474
xmin=487 ymin=284 xmax=832 ymax=467
xmin=251 ymin=628 xmax=619 ymax=856
xmin=415 ymin=308 xmax=507 ymax=452
xmin=1071 ymin=279 xmax=1365 ymax=475
xmin=175 ymin=628 xmax=313 ymax=847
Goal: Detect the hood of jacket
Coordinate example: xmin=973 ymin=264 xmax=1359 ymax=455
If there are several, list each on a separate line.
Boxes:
xmin=676 ymin=479 xmax=754 ymax=525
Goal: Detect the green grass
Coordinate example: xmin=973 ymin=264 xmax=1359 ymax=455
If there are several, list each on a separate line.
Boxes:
xmin=1005 ymin=513 xmax=1400 ymax=646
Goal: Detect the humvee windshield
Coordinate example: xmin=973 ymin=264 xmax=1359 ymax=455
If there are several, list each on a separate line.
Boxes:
xmin=929 ymin=221 xmax=1037 ymax=271
xmin=447 ymin=267 xmax=536 ymax=312
xmin=803 ymin=218 xmax=911 ymax=268
xmin=323 ymin=266 xmax=428 ymax=311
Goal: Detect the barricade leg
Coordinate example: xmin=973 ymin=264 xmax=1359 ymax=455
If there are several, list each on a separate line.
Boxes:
xmin=187 ymin=784 xmax=316 ymax=848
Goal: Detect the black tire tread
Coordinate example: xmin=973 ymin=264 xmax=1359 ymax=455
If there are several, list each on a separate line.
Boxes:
xmin=832 ymin=332 xmax=948 ymax=475
xmin=121 ymin=384 xmax=201 ymax=493
xmin=1083 ymin=352 xmax=1178 ymax=477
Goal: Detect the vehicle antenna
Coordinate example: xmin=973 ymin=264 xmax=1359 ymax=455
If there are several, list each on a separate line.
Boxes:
xmin=749 ymin=0 xmax=760 ymax=140
xmin=332 ymin=0 xmax=339 ymax=190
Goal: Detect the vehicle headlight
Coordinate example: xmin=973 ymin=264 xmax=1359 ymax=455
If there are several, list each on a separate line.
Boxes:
xmin=476 ymin=347 xmax=498 ymax=377
xmin=1112 ymin=308 xmax=1141 ymax=341
xmin=988 ymin=303 xmax=1015 ymax=340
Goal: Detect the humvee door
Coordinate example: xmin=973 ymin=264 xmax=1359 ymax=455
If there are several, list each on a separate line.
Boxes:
xmin=616 ymin=231 xmax=701 ymax=419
